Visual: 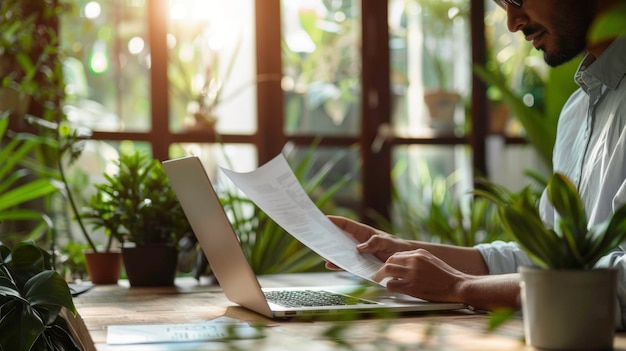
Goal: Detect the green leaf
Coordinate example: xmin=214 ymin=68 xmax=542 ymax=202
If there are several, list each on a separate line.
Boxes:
xmin=24 ymin=271 xmax=76 ymax=316
xmin=473 ymin=64 xmax=554 ymax=169
xmin=0 ymin=277 xmax=22 ymax=299
xmin=0 ymin=301 xmax=45 ymax=351
xmin=547 ymin=173 xmax=587 ymax=236
xmin=487 ymin=308 xmax=516 ymax=332
xmin=587 ymin=3 xmax=626 ymax=44
xmin=0 ymin=178 xmax=58 ymax=213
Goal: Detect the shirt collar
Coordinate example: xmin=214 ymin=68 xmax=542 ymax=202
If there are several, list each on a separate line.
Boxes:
xmin=576 ymin=38 xmax=626 ymax=92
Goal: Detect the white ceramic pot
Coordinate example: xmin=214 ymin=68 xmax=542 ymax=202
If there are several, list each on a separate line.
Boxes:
xmin=519 ymin=266 xmax=617 ymax=350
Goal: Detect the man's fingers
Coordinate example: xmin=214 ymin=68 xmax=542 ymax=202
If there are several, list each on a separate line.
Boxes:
xmin=373 ymin=263 xmax=407 ymax=282
xmin=325 ymin=261 xmax=341 ymax=270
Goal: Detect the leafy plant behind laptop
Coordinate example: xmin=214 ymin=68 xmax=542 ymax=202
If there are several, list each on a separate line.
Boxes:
xmin=221 ymin=141 xmax=357 ymax=274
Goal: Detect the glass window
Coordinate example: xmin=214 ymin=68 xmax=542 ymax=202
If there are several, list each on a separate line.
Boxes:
xmin=485 ymin=138 xmax=546 ymax=191
xmin=286 ymin=144 xmax=361 ymax=216
xmin=167 ymin=0 xmax=257 ymax=134
xmin=484 ymin=1 xmax=545 ymax=136
xmin=390 ymin=145 xmax=472 ymax=238
xmin=61 ymin=0 xmax=150 ymax=132
xmin=389 ymin=0 xmax=470 ymax=136
xmin=169 ymin=143 xmax=258 ymax=183
xmin=282 ymin=0 xmax=362 ymax=136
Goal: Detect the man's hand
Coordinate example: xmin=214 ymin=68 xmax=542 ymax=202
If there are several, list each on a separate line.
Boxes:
xmin=325 ymin=216 xmax=417 ymax=269
xmin=373 ymin=248 xmax=467 ymax=303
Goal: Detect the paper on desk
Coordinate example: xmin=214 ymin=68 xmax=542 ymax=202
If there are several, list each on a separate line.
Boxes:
xmin=106 ymin=317 xmax=262 ymax=345
xmin=220 ymin=153 xmax=385 ymax=286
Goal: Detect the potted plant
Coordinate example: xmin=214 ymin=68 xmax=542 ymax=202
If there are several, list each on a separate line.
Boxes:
xmin=81 ymin=150 xmax=192 ymax=286
xmin=0 ymin=240 xmax=83 ymax=351
xmin=477 ymin=173 xmax=626 ymax=350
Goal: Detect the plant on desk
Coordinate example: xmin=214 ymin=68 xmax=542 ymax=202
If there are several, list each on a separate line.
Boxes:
xmin=81 ymin=150 xmax=192 ymax=287
xmin=476 ymin=173 xmax=626 ymax=350
xmin=0 ymin=241 xmax=81 ymax=351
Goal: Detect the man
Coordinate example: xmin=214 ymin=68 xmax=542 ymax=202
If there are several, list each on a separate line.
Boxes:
xmin=329 ymin=0 xmax=626 ymax=327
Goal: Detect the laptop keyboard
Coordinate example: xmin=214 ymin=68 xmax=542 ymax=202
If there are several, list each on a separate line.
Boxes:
xmin=264 ymin=290 xmax=377 ymax=308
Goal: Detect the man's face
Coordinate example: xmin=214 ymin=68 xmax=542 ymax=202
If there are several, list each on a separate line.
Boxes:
xmin=504 ymin=0 xmax=595 ymax=66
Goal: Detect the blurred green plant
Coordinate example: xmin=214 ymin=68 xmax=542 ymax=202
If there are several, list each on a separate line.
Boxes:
xmin=473 ymin=59 xmax=579 ymax=171
xmin=373 ymin=159 xmax=508 ymax=247
xmin=476 ymin=173 xmax=626 ymax=269
xmin=0 ymin=112 xmax=58 ymax=246
xmin=588 ymin=1 xmax=626 ymax=44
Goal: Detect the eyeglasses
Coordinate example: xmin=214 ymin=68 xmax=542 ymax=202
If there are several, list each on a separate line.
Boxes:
xmin=493 ymin=0 xmax=522 ymax=9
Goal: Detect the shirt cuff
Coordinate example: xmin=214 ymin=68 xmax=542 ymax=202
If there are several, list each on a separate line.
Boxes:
xmin=474 ymin=240 xmax=534 ymax=274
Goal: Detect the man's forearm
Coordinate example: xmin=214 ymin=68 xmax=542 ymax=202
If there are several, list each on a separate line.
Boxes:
xmin=409 ymin=241 xmax=490 ymax=276
xmin=458 ymin=273 xmax=521 ymax=311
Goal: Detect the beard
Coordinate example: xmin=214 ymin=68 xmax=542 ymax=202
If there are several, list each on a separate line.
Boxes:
xmin=534 ymin=3 xmax=595 ymax=67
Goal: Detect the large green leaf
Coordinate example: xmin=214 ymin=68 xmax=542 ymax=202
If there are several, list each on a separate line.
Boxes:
xmin=24 ymin=271 xmax=76 ymax=315
xmin=0 ymin=276 xmax=22 ymax=299
xmin=0 ymin=178 xmax=58 ymax=212
xmin=473 ymin=64 xmax=554 ymax=169
xmin=0 ymin=301 xmax=45 ymax=351
xmin=587 ymin=2 xmax=626 ymax=44
xmin=547 ymin=174 xmax=587 ymax=235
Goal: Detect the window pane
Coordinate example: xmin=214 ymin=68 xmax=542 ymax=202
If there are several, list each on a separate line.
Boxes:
xmin=285 ymin=144 xmax=361 ymax=217
xmin=484 ymin=2 xmax=544 ymax=136
xmin=167 ymin=0 xmax=257 ymax=134
xmin=389 ymin=0 xmax=470 ymax=136
xmin=282 ymin=0 xmax=361 ymax=136
xmin=486 ymin=137 xmax=546 ymax=191
xmin=390 ymin=145 xmax=472 ymax=240
xmin=62 ymin=0 xmax=150 ymax=132
xmin=169 ymin=143 xmax=258 ymax=183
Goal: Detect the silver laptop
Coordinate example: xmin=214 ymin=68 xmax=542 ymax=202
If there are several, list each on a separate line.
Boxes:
xmin=162 ymin=156 xmax=465 ymax=318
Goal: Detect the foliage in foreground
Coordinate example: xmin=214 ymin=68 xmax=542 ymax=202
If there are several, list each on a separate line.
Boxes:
xmin=0 ymin=241 xmax=80 ymax=351
xmin=476 ymin=173 xmax=626 ymax=269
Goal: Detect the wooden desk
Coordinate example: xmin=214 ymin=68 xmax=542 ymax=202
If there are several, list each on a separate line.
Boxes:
xmin=74 ymin=272 xmax=626 ymax=350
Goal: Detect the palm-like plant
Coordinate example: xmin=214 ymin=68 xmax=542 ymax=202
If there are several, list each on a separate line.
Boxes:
xmin=0 ymin=112 xmax=58 ymax=244
xmin=476 ymin=173 xmax=626 ymax=269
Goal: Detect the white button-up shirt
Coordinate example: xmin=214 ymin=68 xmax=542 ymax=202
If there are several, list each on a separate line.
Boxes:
xmin=475 ymin=38 xmax=626 ymax=328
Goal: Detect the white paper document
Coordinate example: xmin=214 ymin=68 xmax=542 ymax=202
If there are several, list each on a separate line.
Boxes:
xmin=220 ymin=153 xmax=385 ymax=285
xmin=106 ymin=317 xmax=261 ymax=345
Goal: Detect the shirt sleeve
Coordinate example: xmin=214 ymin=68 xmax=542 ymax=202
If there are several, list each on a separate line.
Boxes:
xmin=474 ymin=240 xmax=534 ymax=274
xmin=594 ymin=251 xmax=626 ymax=330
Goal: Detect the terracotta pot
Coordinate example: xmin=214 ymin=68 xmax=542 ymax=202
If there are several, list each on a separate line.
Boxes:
xmin=520 ymin=266 xmax=617 ymax=350
xmin=489 ymin=102 xmax=509 ymax=134
xmin=423 ymin=90 xmax=461 ymax=131
xmin=122 ymin=244 xmax=178 ymax=287
xmin=84 ymin=250 xmax=123 ymax=285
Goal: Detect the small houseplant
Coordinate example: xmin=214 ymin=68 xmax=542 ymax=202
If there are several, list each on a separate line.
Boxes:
xmin=81 ymin=150 xmax=192 ymax=286
xmin=477 ymin=173 xmax=626 ymax=350
xmin=0 ymin=241 xmax=82 ymax=351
